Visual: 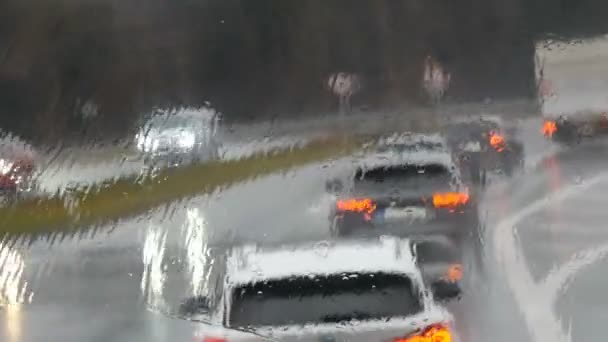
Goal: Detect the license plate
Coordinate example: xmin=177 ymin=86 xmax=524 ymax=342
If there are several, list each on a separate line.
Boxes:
xmin=375 ymin=207 xmax=429 ymax=224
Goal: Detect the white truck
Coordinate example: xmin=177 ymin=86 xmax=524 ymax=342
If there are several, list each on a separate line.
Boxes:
xmin=536 ymin=37 xmax=608 ymax=143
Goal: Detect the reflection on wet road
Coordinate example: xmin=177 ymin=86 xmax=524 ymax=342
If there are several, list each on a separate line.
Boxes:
xmin=2 ymin=114 xmax=608 ymax=341
xmin=490 ymin=141 xmax=608 ymax=342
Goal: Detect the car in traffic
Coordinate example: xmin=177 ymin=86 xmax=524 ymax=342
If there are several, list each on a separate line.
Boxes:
xmin=535 ymin=38 xmax=608 ymax=144
xmin=0 ymin=131 xmax=38 ymax=201
xmin=325 ymin=132 xmax=478 ymax=241
xmin=444 ymin=116 xmax=524 ymax=185
xmin=412 ymin=235 xmax=465 ymax=302
xmin=185 ymin=236 xmax=457 ymax=342
xmin=135 ymin=106 xmax=221 ymax=169
xmin=541 ymin=113 xmax=608 ymax=144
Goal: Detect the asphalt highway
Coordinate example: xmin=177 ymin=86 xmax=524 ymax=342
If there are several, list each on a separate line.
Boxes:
xmin=1 ymin=113 xmax=606 ymax=342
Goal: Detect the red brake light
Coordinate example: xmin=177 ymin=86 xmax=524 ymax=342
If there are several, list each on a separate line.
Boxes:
xmin=432 ymin=192 xmax=469 ymax=209
xmin=336 ymin=198 xmax=376 ymax=213
xmin=444 ymin=264 xmax=463 ymax=282
xmin=542 ymin=120 xmax=557 ymax=137
xmin=0 ymin=175 xmax=16 ymax=189
xmin=202 ymin=338 xmax=228 ymax=342
xmin=336 ymin=198 xmax=376 ymax=221
xmin=393 ymin=324 xmax=452 ymax=342
xmin=489 ymin=131 xmax=506 ymax=152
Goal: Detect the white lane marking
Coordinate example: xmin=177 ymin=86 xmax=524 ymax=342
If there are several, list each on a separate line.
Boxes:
xmin=184 ymin=207 xmax=211 ymax=297
xmin=141 ymin=224 xmax=167 ymax=310
xmin=494 ymin=171 xmax=608 ymax=342
xmin=0 ymin=240 xmax=30 ymax=306
xmin=544 ymin=242 xmax=608 ymax=304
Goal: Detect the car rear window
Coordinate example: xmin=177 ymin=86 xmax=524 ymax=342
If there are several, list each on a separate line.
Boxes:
xmin=351 ymin=164 xmax=455 ymax=196
xmin=228 ymin=272 xmax=423 ymax=328
xmin=355 ymin=163 xmax=450 ymax=182
xmin=376 ymin=142 xmax=444 ymax=153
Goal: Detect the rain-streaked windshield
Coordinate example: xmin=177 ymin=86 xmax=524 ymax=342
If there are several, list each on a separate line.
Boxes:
xmin=229 ymin=273 xmax=422 ymax=328
xmin=146 ymin=114 xmax=210 ymax=132
xmin=3 ymin=2 xmax=608 ymax=342
xmin=354 ymin=164 xmax=453 ymax=193
xmin=376 ymin=142 xmax=445 ymax=153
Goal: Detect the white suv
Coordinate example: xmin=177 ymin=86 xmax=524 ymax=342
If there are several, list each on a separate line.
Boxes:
xmin=186 ymin=236 xmax=457 ymax=342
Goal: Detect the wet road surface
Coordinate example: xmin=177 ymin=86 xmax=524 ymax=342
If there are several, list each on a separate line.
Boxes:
xmin=1 ymin=113 xmax=606 ymax=342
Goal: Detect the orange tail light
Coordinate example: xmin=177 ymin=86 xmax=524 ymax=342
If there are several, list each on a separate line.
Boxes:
xmin=542 ymin=120 xmax=557 ymax=137
xmin=202 ymin=338 xmax=228 ymax=342
xmin=444 ymin=264 xmax=463 ymax=282
xmin=394 ymin=324 xmax=452 ymax=342
xmin=489 ymin=131 xmax=506 ymax=152
xmin=336 ymin=198 xmax=377 ymax=221
xmin=432 ymin=192 xmax=469 ymax=209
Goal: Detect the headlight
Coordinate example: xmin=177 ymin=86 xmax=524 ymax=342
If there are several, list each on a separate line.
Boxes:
xmin=136 ymin=133 xmax=146 ymax=150
xmin=136 ymin=133 xmax=158 ymax=152
xmin=178 ymin=132 xmax=196 ymax=149
xmin=136 ymin=133 xmax=144 ymax=148
xmin=0 ymin=159 xmax=13 ymax=175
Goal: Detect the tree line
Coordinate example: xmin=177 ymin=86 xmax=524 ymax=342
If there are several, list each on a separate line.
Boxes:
xmin=0 ymin=0 xmax=560 ymax=143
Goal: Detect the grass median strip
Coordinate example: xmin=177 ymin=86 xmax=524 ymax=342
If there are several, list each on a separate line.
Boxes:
xmin=0 ymin=136 xmax=359 ymax=235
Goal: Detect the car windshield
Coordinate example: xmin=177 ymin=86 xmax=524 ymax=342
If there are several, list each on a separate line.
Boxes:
xmin=4 ymin=2 xmax=607 ymax=342
xmin=228 ymin=273 xmax=423 ymax=328
xmin=146 ymin=114 xmax=210 ymax=132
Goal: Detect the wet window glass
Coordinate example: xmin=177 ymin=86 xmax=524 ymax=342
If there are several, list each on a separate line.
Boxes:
xmin=2 ymin=1 xmax=608 ymax=342
xmin=353 ymin=164 xmax=453 ymax=195
xmin=229 ymin=273 xmax=422 ymax=328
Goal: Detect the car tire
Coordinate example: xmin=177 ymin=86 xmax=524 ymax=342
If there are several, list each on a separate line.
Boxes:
xmin=502 ymin=143 xmax=524 ymax=177
xmin=464 ymin=152 xmax=483 ymax=187
xmin=480 ymin=168 xmax=487 ymax=189
xmin=501 ymin=153 xmax=515 ymax=177
xmin=332 ymin=219 xmax=344 ymax=237
xmin=330 ymin=216 xmax=353 ymax=237
xmin=553 ymin=121 xmax=579 ymax=145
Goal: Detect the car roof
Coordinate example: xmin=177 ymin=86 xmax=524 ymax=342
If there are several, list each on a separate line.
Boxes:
xmin=375 ymin=132 xmax=448 ymax=148
xmin=147 ymin=106 xmax=220 ymax=123
xmin=355 ymin=150 xmax=455 ymax=171
xmin=352 ymin=133 xmax=455 ymax=170
xmin=226 ymin=236 xmax=419 ymax=286
xmin=445 ymin=115 xmax=504 ymax=126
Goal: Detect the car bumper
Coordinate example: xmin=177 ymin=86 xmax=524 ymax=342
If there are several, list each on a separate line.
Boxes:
xmin=334 ymin=215 xmax=477 ymax=239
xmin=545 ymin=118 xmax=608 ymax=143
xmin=431 ymin=280 xmax=462 ymax=301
